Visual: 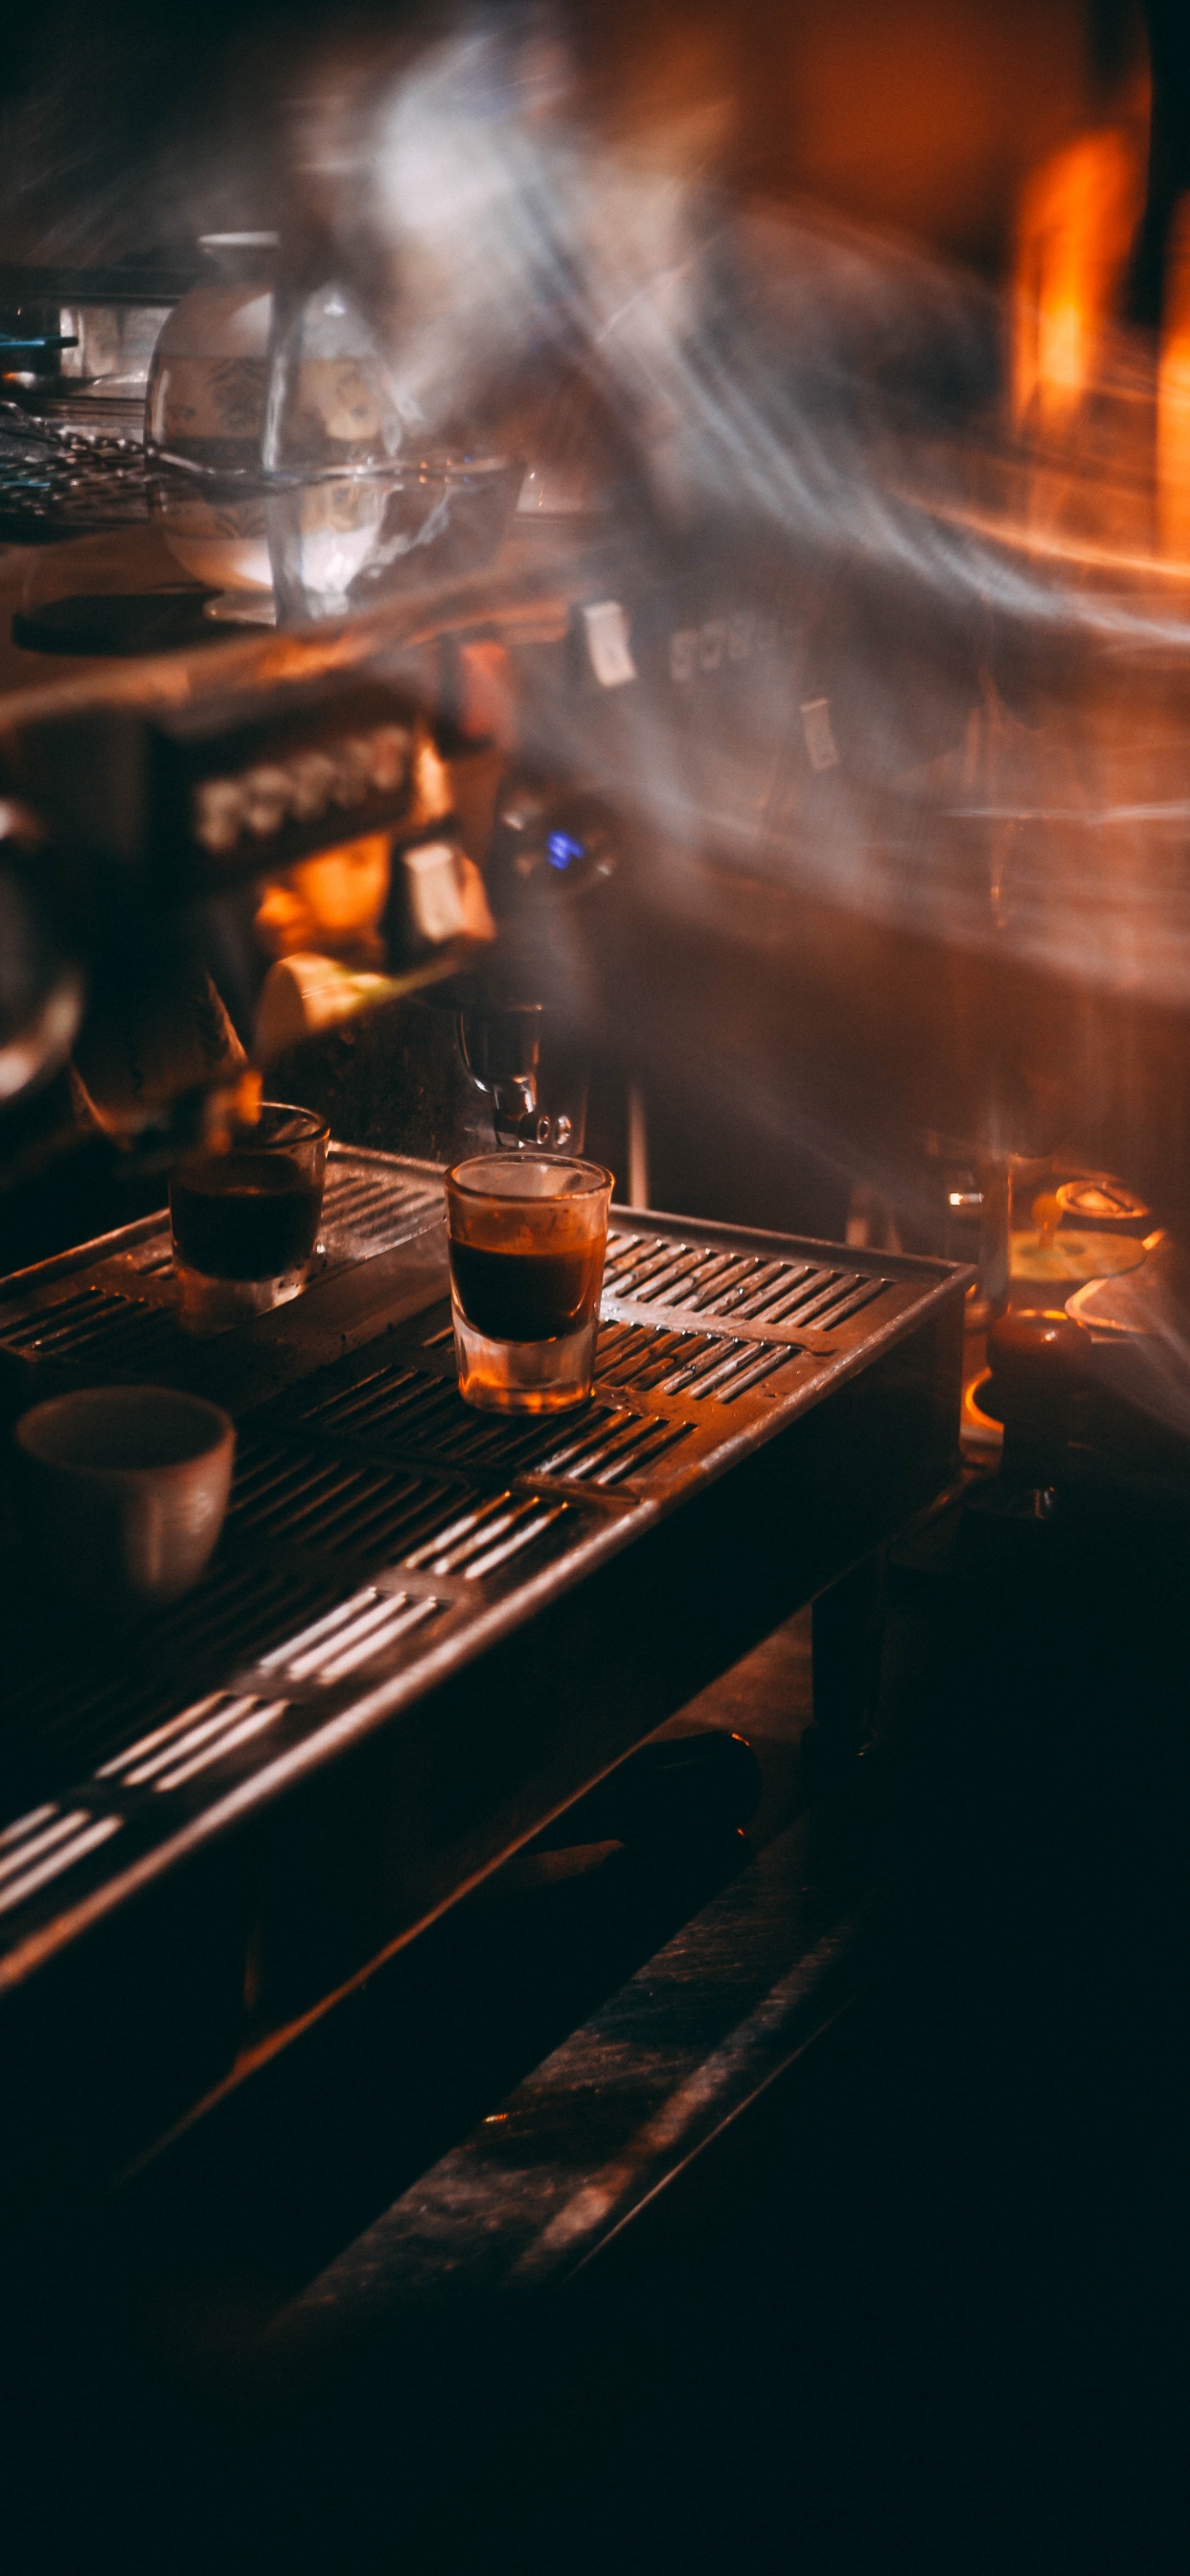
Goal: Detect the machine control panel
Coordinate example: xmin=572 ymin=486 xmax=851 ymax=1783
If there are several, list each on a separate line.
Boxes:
xmin=0 ymin=673 xmax=421 ymax=890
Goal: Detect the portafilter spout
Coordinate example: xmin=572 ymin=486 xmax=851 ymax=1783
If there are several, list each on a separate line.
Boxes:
xmin=455 ymin=1001 xmax=573 ymax=1150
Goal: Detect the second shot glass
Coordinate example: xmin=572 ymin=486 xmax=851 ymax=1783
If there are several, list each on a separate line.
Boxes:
xmin=170 ymin=1101 xmax=329 ymax=1334
xmin=445 ymin=1152 xmax=613 ymax=1413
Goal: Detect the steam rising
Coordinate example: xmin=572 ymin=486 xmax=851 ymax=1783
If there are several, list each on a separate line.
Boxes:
xmin=7 ymin=5 xmax=1190 ymax=1238
xmin=275 ymin=12 xmax=1190 ymax=1044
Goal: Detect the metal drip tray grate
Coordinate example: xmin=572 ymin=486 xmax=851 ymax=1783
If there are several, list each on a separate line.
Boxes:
xmin=0 ymin=1560 xmax=346 ymax=1786
xmin=110 ymin=1159 xmax=438 ymax=1286
xmin=594 ymin=1319 xmax=793 ymax=1403
xmin=602 ymin=1232 xmax=894 ymax=1334
xmin=0 ymin=1145 xmax=968 ymax=2040
xmin=97 ymin=1690 xmax=293 ymax=1795
xmin=319 ymin=1159 xmax=441 ymax=1249
xmin=229 ymin=1434 xmax=464 ymax=1562
xmin=274 ymin=1349 xmax=697 ymax=1489
xmin=0 ymin=1283 xmax=185 ymax=1375
xmin=229 ymin=1429 xmax=578 ymax=1573
xmin=252 ymin=1585 xmax=446 ymax=1690
xmin=0 ymin=1146 xmax=442 ymax=1398
xmin=0 ymin=1804 xmax=123 ymax=1920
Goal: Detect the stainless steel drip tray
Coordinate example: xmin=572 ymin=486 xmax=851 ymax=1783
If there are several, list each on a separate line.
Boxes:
xmin=0 ymin=1144 xmax=968 ymax=2205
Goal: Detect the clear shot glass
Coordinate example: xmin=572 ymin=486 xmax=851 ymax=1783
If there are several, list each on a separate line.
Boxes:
xmin=170 ymin=1101 xmax=329 ymax=1334
xmin=445 ymin=1152 xmax=613 ymax=1414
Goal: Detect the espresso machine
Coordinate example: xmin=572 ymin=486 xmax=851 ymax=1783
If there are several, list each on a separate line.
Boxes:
xmin=0 ymin=251 xmax=1173 ymax=2272
xmin=0 ymin=612 xmax=607 ymax=1222
xmin=0 ymin=557 xmax=974 ymax=2240
xmin=0 ymin=23 xmax=1182 ymax=2557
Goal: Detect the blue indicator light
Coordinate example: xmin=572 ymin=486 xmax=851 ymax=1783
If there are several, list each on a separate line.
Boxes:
xmin=546 ymin=831 xmax=584 ymax=871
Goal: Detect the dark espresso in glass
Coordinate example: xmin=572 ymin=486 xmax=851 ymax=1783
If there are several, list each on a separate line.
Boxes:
xmin=171 ymin=1152 xmax=323 ymax=1280
xmin=448 ymin=1240 xmax=603 ymax=1343
xmin=445 ymin=1150 xmax=613 ymax=1413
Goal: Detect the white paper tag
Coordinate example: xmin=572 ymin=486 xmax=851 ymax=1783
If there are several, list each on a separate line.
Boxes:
xmin=403 ymin=840 xmax=466 ymax=943
xmin=583 ymin=599 xmax=637 ymax=688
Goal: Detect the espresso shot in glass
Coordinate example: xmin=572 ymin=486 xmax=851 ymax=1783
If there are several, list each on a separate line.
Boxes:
xmin=170 ymin=1102 xmax=329 ymax=1334
xmin=445 ymin=1153 xmax=613 ymax=1413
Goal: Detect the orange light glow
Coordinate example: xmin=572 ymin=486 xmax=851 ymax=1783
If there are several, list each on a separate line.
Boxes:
xmin=1012 ymin=128 xmax=1145 ymax=431
xmin=254 ymin=832 xmax=393 ymax=964
xmin=1157 ymin=198 xmax=1190 ymax=558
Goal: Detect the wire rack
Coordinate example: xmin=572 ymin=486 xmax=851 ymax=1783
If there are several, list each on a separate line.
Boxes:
xmin=0 ymin=408 xmax=149 ymax=541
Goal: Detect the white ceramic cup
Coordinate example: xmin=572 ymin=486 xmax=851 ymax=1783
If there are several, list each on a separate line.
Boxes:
xmin=14 ymin=1386 xmax=236 ymax=1612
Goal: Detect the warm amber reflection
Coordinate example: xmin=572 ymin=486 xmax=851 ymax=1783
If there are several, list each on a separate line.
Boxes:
xmin=254 ymin=832 xmax=393 ymax=967
xmin=1157 ymin=197 xmax=1190 ymax=559
xmin=1012 ymin=126 xmax=1145 ymax=432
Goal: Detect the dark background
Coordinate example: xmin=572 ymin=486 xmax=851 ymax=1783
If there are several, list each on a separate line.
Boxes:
xmin=0 ymin=2 xmax=1156 ymax=274
xmin=1 ymin=11 xmax=1186 ymax=2569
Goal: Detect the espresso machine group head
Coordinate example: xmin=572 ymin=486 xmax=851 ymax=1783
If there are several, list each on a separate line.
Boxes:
xmin=449 ymin=774 xmax=621 ymax=1149
xmin=0 ymin=624 xmax=626 ymax=1184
